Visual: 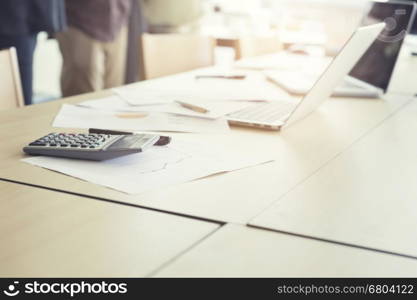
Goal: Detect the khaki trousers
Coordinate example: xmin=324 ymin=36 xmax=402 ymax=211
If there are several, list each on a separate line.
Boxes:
xmin=57 ymin=26 xmax=127 ymax=97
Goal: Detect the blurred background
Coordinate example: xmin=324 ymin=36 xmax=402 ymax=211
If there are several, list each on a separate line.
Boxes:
xmin=2 ymin=0 xmax=408 ymax=105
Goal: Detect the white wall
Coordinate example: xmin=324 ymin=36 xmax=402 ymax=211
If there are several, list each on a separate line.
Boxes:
xmin=33 ymin=33 xmax=62 ymax=102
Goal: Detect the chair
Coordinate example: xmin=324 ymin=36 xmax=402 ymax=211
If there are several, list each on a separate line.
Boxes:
xmin=235 ymin=36 xmax=283 ymax=60
xmin=141 ymin=34 xmax=215 ymax=80
xmin=0 ymin=47 xmax=24 ymax=110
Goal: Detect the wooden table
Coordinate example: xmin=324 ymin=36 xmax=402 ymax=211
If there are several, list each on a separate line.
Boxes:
xmin=0 ymin=181 xmax=218 ymax=277
xmin=0 ymin=69 xmax=413 ymax=224
xmin=250 ymin=96 xmax=417 ymax=258
xmin=2 ymin=52 xmax=417 ymax=277
xmin=155 ymin=224 xmax=417 ymax=277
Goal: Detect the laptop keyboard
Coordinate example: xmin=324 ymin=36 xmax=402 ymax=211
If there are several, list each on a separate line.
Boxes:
xmin=228 ymin=102 xmax=295 ymax=123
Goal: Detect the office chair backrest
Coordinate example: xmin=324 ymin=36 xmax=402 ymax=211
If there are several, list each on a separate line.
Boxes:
xmin=141 ymin=34 xmax=215 ymax=79
xmin=0 ymin=48 xmax=24 ymax=110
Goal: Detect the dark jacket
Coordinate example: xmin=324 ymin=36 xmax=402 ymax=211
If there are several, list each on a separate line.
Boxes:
xmin=65 ymin=0 xmax=131 ymax=42
xmin=0 ymin=0 xmax=66 ymax=36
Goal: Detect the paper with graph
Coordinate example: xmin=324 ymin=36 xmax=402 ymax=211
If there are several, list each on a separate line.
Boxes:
xmin=113 ymin=74 xmax=287 ymax=105
xmin=22 ymin=139 xmax=273 ymax=194
xmin=78 ymin=95 xmax=255 ymax=120
xmin=53 ymin=104 xmax=230 ymax=133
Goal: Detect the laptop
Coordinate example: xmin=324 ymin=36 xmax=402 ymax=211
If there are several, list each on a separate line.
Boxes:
xmin=227 ymin=23 xmax=385 ymax=130
xmin=265 ymin=0 xmax=416 ymax=98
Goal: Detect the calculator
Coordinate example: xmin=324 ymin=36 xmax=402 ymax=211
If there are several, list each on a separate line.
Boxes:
xmin=23 ymin=133 xmax=161 ymax=161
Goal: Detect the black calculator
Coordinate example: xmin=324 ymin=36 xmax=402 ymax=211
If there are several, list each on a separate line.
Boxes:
xmin=23 ymin=133 xmax=161 ymax=161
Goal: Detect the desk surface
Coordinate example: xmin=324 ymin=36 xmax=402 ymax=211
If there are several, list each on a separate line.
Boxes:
xmin=250 ymin=97 xmax=417 ymax=258
xmin=0 ymin=69 xmax=413 ymax=224
xmin=2 ymin=52 xmax=417 ymax=277
xmin=0 ymin=181 xmax=218 ymax=277
xmin=155 ymin=224 xmax=417 ymax=277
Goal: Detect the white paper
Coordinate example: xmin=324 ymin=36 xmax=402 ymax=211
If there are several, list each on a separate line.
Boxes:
xmin=235 ymin=52 xmax=331 ymax=71
xmin=113 ymin=76 xmax=286 ymax=106
xmin=22 ymin=139 xmax=273 ymax=194
xmin=194 ymin=70 xmax=248 ymax=78
xmin=79 ymin=96 xmax=255 ymax=120
xmin=113 ymin=88 xmax=177 ymax=105
xmin=53 ymin=104 xmax=230 ymax=133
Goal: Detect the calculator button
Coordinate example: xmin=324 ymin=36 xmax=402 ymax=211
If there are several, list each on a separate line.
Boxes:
xmin=29 ymin=142 xmax=46 ymax=146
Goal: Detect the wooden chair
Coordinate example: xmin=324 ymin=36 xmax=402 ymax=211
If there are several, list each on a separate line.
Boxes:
xmin=235 ymin=36 xmax=283 ymax=60
xmin=141 ymin=34 xmax=215 ymax=80
xmin=0 ymin=48 xmax=24 ymax=110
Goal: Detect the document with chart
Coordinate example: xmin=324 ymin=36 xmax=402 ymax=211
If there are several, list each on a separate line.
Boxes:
xmin=53 ymin=104 xmax=230 ymax=133
xmin=22 ymin=139 xmax=274 ymax=194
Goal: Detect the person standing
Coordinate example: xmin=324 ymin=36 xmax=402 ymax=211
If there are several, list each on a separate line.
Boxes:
xmin=0 ymin=0 xmax=66 ymax=105
xmin=57 ymin=0 xmax=131 ymax=97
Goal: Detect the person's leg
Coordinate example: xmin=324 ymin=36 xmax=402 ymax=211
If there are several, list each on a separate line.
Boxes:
xmin=0 ymin=34 xmax=37 ymax=105
xmin=103 ymin=26 xmax=128 ymax=89
xmin=56 ymin=27 xmax=103 ymax=97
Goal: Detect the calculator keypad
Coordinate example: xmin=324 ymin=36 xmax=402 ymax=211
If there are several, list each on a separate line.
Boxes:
xmin=29 ymin=133 xmax=114 ymax=150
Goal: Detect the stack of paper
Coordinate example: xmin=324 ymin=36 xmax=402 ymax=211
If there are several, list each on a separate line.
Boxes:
xmin=78 ymin=96 xmax=255 ymax=120
xmin=53 ymin=104 xmax=230 ymax=134
xmin=113 ymin=74 xmax=287 ymax=105
xmin=22 ymin=139 xmax=273 ymax=194
xmin=53 ymin=71 xmax=289 ymax=133
xmin=37 ymin=72 xmax=280 ymax=193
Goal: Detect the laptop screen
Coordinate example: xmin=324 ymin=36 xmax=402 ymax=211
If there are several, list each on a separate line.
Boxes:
xmin=285 ymin=24 xmax=385 ymax=127
xmin=349 ymin=1 xmax=416 ymax=92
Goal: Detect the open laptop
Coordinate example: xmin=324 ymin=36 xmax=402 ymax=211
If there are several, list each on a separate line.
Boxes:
xmin=265 ymin=0 xmax=416 ymax=98
xmin=227 ymin=23 xmax=385 ymax=130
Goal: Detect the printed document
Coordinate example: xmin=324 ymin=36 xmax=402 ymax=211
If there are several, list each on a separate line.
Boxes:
xmin=79 ymin=96 xmax=255 ymax=120
xmin=53 ymin=104 xmax=230 ymax=133
xmin=113 ymin=76 xmax=287 ymax=106
xmin=22 ymin=139 xmax=273 ymax=194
